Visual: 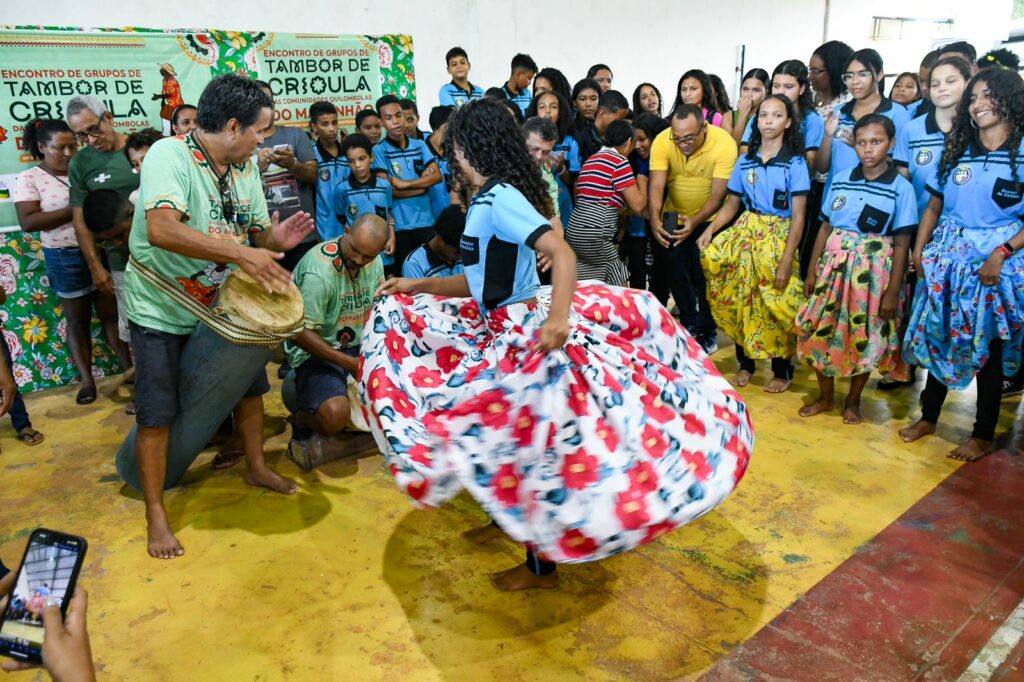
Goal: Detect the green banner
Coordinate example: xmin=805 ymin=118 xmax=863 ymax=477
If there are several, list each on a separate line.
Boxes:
xmin=0 ymin=27 xmax=415 ymax=393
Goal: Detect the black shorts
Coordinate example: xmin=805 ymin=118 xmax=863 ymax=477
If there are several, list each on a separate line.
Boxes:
xmin=130 ymin=322 xmax=270 ymax=427
xmin=294 ymin=350 xmax=359 ymax=414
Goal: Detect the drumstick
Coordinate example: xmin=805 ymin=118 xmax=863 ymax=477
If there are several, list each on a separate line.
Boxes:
xmin=99 ymin=366 xmax=135 ymax=399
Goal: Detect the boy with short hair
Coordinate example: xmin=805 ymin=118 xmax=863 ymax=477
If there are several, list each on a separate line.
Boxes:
xmin=82 ymin=188 xmax=134 ymax=247
xmin=334 ymin=134 xmax=395 ymax=259
xmin=398 ymin=99 xmax=429 ymax=140
xmin=402 ymin=205 xmax=465 ymax=279
xmin=576 ymin=90 xmax=631 ymax=165
xmin=372 ymin=94 xmax=441 ymax=272
xmin=309 ymin=101 xmax=350 ymax=240
xmin=500 ymin=53 xmax=538 ymax=115
xmin=439 ymin=47 xmax=484 ymax=108
xmin=355 ymin=108 xmax=383 ymax=145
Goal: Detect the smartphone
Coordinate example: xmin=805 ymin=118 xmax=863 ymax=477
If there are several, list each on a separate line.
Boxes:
xmin=272 ymin=144 xmax=291 ymax=153
xmin=0 ymin=529 xmax=87 ymax=664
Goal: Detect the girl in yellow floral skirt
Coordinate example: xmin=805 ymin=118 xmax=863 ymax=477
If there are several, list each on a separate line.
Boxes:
xmin=698 ymin=95 xmax=808 ymax=393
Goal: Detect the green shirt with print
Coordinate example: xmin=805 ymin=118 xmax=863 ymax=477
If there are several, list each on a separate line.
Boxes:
xmin=68 ymin=143 xmax=139 ymax=271
xmin=284 ymin=241 xmax=384 ymax=369
xmin=541 ymin=166 xmax=560 ymax=218
xmin=124 ymin=133 xmax=271 ymax=335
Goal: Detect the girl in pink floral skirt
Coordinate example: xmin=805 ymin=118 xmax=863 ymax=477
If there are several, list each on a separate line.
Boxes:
xmin=796 ymin=114 xmax=918 ymax=424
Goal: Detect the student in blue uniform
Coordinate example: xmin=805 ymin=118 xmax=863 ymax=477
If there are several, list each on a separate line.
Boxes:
xmin=816 ymin=49 xmax=911 ymax=195
xmin=500 ymin=53 xmax=537 ymax=115
xmin=699 ymin=95 xmax=810 ymax=393
xmin=901 ymin=68 xmax=1024 ymax=462
xmin=402 ymin=206 xmax=466 ymax=279
xmin=335 ymin=134 xmax=395 ymax=262
xmin=796 ymin=114 xmax=917 ymax=425
xmin=309 ymin=101 xmax=350 ymax=241
xmin=439 ymin=47 xmax=485 ymax=108
xmin=623 ymin=113 xmax=669 ymax=291
xmin=425 ymin=106 xmax=455 ymax=217
xmin=373 ymin=94 xmax=441 ymax=272
xmin=879 ymin=57 xmax=973 ymax=391
xmin=909 ymin=50 xmax=941 ymax=119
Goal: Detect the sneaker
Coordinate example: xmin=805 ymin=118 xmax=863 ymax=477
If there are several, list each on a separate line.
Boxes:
xmin=1002 ymin=379 xmax=1024 ymax=399
xmin=699 ymin=336 xmax=718 ymax=355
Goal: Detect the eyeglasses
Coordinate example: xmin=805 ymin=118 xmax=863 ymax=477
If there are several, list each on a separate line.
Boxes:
xmin=842 ymin=70 xmax=874 ymax=84
xmin=808 ymin=67 xmax=828 ymax=76
xmin=74 ymin=120 xmax=106 ymax=143
xmin=671 ymin=123 xmax=706 ymax=147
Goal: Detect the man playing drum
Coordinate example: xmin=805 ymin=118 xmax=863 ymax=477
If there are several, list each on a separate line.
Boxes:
xmin=124 ymin=74 xmax=315 ymax=559
xmin=285 ymin=214 xmax=388 ymax=460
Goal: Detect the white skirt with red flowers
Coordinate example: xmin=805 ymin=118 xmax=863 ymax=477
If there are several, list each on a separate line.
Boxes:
xmin=358 ymin=283 xmax=754 ymax=564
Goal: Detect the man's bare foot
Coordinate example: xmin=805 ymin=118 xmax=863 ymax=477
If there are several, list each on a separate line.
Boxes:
xmin=842 ymin=403 xmax=863 ymax=425
xmin=899 ymin=420 xmax=936 ymax=443
xmin=948 ymin=437 xmax=993 ymax=462
xmin=490 ymin=563 xmax=559 ymax=591
xmin=462 ymin=522 xmax=507 ymax=545
xmin=765 ymin=377 xmax=792 ymax=394
xmin=244 ymin=467 xmax=299 ymax=494
xmin=146 ymin=510 xmax=184 ymax=560
xmin=729 ymin=370 xmax=753 ymax=387
xmin=799 ymin=399 xmax=834 ymax=418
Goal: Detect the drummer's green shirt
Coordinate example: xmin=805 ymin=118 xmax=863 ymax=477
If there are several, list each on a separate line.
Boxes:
xmin=125 ymin=133 xmax=271 ymax=335
xmin=285 ymin=241 xmax=384 ymax=369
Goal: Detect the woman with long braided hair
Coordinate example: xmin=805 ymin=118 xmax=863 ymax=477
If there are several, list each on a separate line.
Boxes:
xmin=902 ymin=68 xmax=1024 ymax=461
xmin=360 ymin=98 xmax=754 ymax=590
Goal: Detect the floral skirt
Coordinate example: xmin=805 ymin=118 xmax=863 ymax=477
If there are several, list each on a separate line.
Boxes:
xmin=904 ymin=219 xmax=1024 ymax=389
xmin=359 ymin=284 xmax=754 ymax=564
xmin=701 ymin=212 xmax=804 ymax=359
xmin=796 ymin=229 xmax=903 ymax=377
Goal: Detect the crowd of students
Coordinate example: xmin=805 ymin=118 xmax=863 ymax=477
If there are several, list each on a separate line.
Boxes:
xmin=0 ymin=35 xmax=1021 ymax=582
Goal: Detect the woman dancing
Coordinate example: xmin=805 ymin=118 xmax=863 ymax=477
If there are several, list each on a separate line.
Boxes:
xmin=361 ymin=98 xmax=754 ymax=591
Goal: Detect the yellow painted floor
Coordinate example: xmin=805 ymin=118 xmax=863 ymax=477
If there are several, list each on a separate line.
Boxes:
xmin=1 ymin=347 xmax=1021 ymax=681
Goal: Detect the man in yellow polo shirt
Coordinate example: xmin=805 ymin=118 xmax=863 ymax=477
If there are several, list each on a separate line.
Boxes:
xmin=648 ymin=104 xmax=737 ymax=353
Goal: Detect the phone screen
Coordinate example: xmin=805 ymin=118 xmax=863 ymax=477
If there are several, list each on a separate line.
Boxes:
xmin=0 ymin=530 xmax=86 ymax=662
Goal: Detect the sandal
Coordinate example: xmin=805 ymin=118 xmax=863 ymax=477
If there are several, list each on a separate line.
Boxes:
xmin=211 ymin=449 xmax=244 ymax=470
xmin=75 ymin=386 xmax=97 ymax=405
xmin=18 ymin=428 xmax=44 ymax=446
xmin=124 ymin=400 xmax=137 ymax=416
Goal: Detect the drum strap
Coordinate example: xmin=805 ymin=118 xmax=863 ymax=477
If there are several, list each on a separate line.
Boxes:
xmin=128 ymin=255 xmax=301 ymax=347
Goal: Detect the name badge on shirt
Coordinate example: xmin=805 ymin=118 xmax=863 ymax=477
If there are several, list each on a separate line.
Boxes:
xmin=460 ymin=235 xmax=480 ymax=266
xmin=992 ymin=178 xmax=1023 ymax=210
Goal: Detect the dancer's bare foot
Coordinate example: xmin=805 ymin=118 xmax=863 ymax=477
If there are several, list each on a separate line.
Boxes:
xmin=842 ymin=403 xmax=863 ymax=425
xmin=799 ymin=399 xmax=834 ymax=418
xmin=244 ymin=466 xmax=299 ymax=494
xmin=146 ymin=507 xmax=184 ymax=560
xmin=948 ymin=437 xmax=993 ymax=462
xmin=462 ymin=522 xmax=508 ymax=545
xmin=729 ymin=370 xmax=753 ymax=387
xmin=490 ymin=563 xmax=559 ymax=591
xmin=765 ymin=377 xmax=792 ymax=394
xmin=899 ymin=420 xmax=936 ymax=443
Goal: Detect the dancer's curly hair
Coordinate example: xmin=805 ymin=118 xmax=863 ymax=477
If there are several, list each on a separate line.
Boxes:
xmin=937 ymin=68 xmax=1024 ymax=187
xmin=745 ymin=95 xmax=806 ymax=160
xmin=446 ymin=98 xmax=554 ymax=217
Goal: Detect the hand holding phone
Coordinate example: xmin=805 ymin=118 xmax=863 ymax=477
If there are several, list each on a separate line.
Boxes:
xmin=0 ymin=589 xmax=94 ymax=682
xmin=0 ymin=529 xmax=88 ymax=667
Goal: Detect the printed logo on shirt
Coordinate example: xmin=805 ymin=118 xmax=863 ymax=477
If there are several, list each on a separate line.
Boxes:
xmin=952 ymin=166 xmax=973 ymax=186
xmin=347 ymin=203 xmax=358 ymax=218
xmin=746 ymin=168 xmax=759 ymax=185
xmin=835 ymin=125 xmax=853 ymax=143
xmin=391 ymin=161 xmax=402 ymax=175
xmin=831 ymin=195 xmax=847 ymax=212
xmin=320 ymin=168 xmax=330 ymax=182
xmin=94 ymin=173 xmax=111 ymax=184
xmin=915 ymin=149 xmax=933 ymax=166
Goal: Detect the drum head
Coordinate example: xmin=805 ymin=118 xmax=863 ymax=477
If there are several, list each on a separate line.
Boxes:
xmin=221 ymin=269 xmax=304 ymax=333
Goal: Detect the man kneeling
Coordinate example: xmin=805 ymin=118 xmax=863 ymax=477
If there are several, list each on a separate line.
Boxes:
xmin=286 ymin=214 xmax=388 ymax=458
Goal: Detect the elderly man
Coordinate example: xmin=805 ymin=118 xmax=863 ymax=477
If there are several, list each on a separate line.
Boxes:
xmin=648 ymin=103 xmax=738 ymax=354
xmin=65 ymin=95 xmax=136 ymax=402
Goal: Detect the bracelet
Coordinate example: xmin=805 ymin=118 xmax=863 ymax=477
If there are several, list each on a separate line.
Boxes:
xmin=1003 ymin=241 xmax=1016 ymax=255
xmin=997 ymin=244 xmax=1013 ymax=259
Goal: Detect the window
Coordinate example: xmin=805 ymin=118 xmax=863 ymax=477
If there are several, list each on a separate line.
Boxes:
xmin=871 ymin=16 xmax=955 ymax=41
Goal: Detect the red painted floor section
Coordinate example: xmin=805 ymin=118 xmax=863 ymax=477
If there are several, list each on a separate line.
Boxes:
xmin=704 ymin=450 xmax=1024 ymax=681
